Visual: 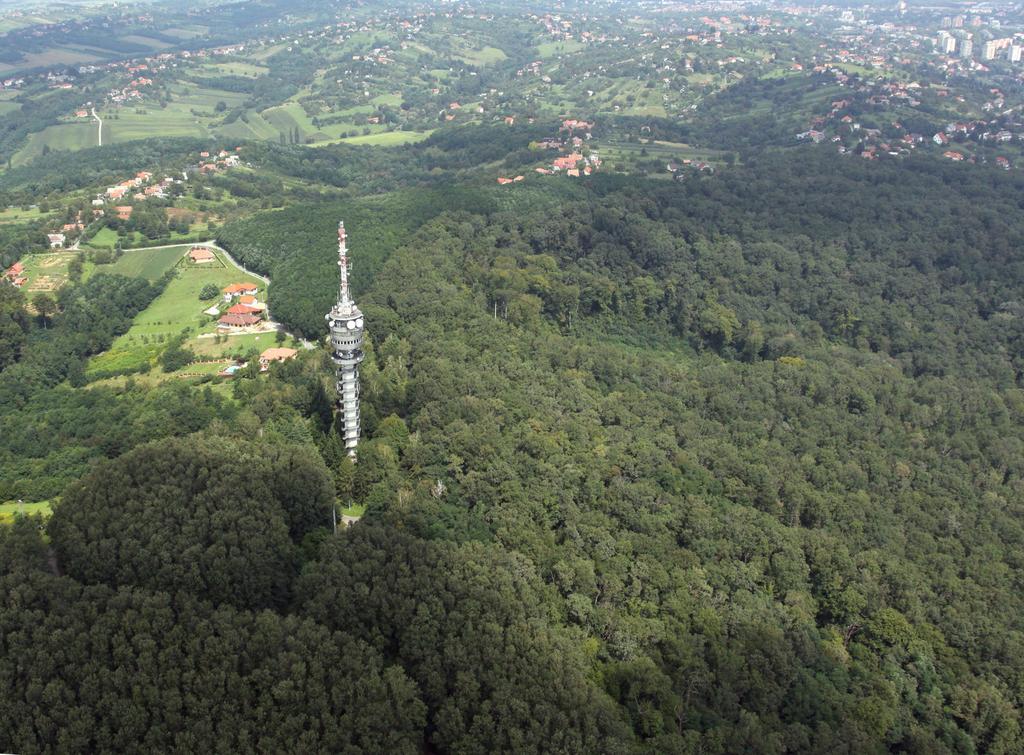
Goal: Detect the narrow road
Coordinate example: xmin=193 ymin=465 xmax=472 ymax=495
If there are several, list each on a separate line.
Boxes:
xmin=91 ymin=108 xmax=102 ymax=147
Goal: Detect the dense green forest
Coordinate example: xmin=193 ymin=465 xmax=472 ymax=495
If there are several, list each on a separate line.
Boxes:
xmin=3 ymin=149 xmax=1024 ymax=752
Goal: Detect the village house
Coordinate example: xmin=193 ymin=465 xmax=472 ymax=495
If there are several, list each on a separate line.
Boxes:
xmin=115 ymin=206 xmax=133 ymax=221
xmin=3 ymin=261 xmax=25 ymax=287
xmin=238 ymin=294 xmax=264 ymax=310
xmin=188 ymin=247 xmax=215 ymax=264
xmin=217 ymin=312 xmax=262 ymax=330
xmin=222 ymin=282 xmax=259 ymax=301
xmin=259 ymin=347 xmax=298 ymax=371
xmin=226 ymin=303 xmax=260 ymax=315
xmin=552 ymin=153 xmax=583 ymax=171
xmin=47 ymin=233 xmax=65 ymax=249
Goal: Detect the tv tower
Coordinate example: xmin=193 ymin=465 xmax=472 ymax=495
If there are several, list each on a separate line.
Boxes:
xmin=326 ymin=221 xmax=365 ymax=458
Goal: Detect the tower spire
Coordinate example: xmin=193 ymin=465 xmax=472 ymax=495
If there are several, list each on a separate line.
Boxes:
xmin=337 ymin=220 xmax=350 ymax=304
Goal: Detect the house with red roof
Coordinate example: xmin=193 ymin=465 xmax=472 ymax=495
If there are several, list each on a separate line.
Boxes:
xmin=188 ymin=246 xmax=215 ymax=264
xmin=226 ymin=303 xmax=260 ymax=315
xmin=259 ymin=347 xmax=298 ymax=371
xmin=217 ymin=312 xmax=262 ymax=330
xmin=222 ymin=282 xmax=259 ymax=301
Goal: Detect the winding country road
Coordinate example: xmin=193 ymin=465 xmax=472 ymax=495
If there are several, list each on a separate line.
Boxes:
xmin=91 ymin=107 xmax=102 ymax=147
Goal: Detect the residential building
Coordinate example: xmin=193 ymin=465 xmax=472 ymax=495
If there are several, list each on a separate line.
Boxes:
xmin=259 ymin=347 xmax=298 ymax=371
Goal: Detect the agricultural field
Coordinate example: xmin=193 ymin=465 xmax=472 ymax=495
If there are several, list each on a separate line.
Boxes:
xmin=87 ymin=245 xmax=267 ymax=379
xmin=0 ymin=45 xmax=105 ymax=75
xmin=12 ymin=122 xmax=97 ymax=166
xmin=104 ymin=245 xmax=186 ymax=279
xmin=339 ymin=130 xmax=433 ymax=146
xmin=0 ymin=206 xmax=47 ymax=225
xmin=192 ymin=61 xmax=269 ymax=78
xmin=598 ymin=139 xmax=736 ymax=174
xmin=536 ymin=40 xmax=586 ymax=58
xmin=16 ymin=251 xmax=86 ymax=293
xmin=98 ymin=105 xmax=204 ymax=143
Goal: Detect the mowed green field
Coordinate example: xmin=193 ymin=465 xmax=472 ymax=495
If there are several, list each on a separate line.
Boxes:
xmin=451 ymin=44 xmax=507 ymax=66
xmin=105 ymin=245 xmax=190 ymax=279
xmin=13 ymin=122 xmax=97 ymax=166
xmin=0 ymin=45 xmax=104 ymax=75
xmin=339 ymin=130 xmax=433 ymax=146
xmin=193 ymin=61 xmax=269 ymax=77
xmin=0 ymin=500 xmax=52 ymax=524
xmin=100 ymin=104 xmax=205 ymax=143
xmin=537 ymin=40 xmax=586 ymax=57
xmin=85 ymin=227 xmax=119 ymax=248
xmin=0 ymin=205 xmax=47 ymax=225
xmin=88 ymin=245 xmax=264 ymax=377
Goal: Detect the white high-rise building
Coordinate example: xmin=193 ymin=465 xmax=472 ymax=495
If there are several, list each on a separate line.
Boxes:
xmin=326 ymin=221 xmax=365 ymax=458
xmin=960 ymin=38 xmax=974 ymax=58
xmin=1010 ymin=45 xmax=1022 ymax=63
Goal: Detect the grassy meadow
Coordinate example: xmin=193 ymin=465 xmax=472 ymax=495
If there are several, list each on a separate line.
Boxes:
xmin=0 ymin=500 xmax=52 ymax=524
xmin=87 ymin=245 xmax=266 ymax=378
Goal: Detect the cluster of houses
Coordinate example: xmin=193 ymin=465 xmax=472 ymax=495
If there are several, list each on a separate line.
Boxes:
xmin=531 ymin=119 xmax=602 ymax=177
xmin=198 ymin=148 xmax=241 ymax=174
xmin=106 ymin=73 xmax=153 ymax=104
xmin=45 ymin=211 xmax=88 ymax=248
xmin=99 ymin=170 xmax=176 ymax=207
xmin=794 ymin=69 xmax=1024 ymax=167
xmin=215 ymin=281 xmax=266 ymax=331
xmin=3 ymin=262 xmax=27 ymax=289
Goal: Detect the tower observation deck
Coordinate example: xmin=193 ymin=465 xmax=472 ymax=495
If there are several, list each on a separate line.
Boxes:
xmin=325 ymin=221 xmax=365 ymax=457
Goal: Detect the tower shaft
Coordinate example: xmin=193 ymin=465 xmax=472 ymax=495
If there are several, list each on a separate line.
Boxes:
xmin=326 ymin=221 xmax=365 ymax=458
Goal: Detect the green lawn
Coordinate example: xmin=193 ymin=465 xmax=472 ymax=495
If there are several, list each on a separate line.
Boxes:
xmin=453 ymin=45 xmax=507 ymax=66
xmin=537 ymin=40 xmax=585 ymax=57
xmin=0 ymin=205 xmax=46 ymax=224
xmin=194 ymin=61 xmax=269 ymax=77
xmin=85 ymin=226 xmax=119 ymax=249
xmin=88 ymin=246 xmax=264 ymax=377
xmin=0 ymin=500 xmax=52 ymax=524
